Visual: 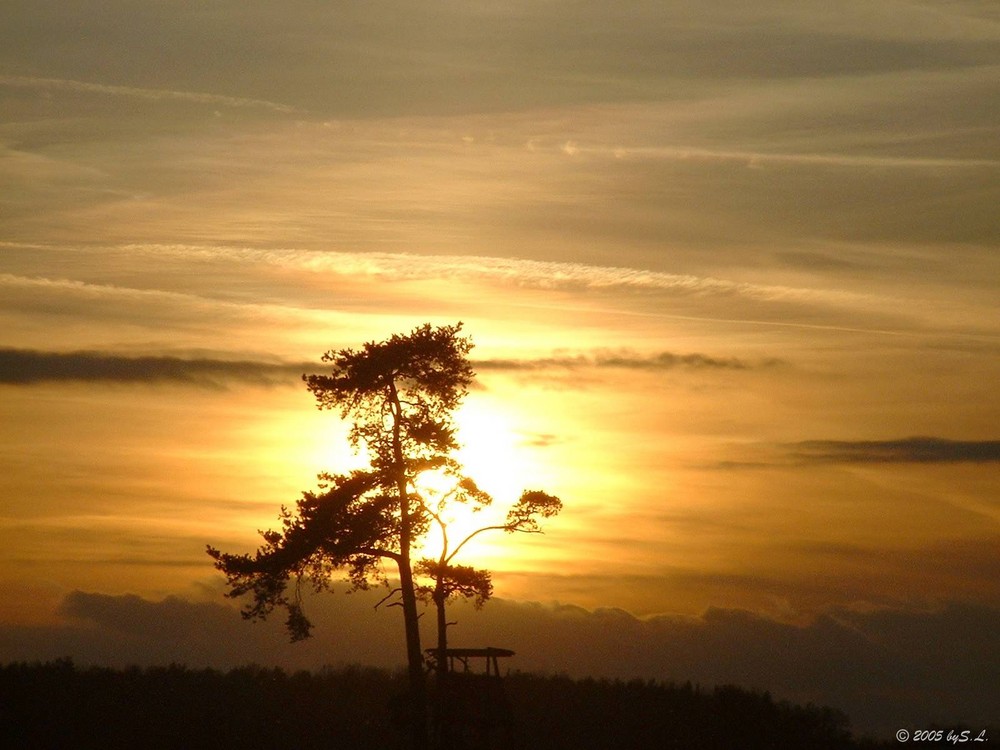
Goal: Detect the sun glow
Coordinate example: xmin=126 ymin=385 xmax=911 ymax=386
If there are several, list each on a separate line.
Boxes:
xmin=453 ymin=397 xmax=527 ymax=505
xmin=249 ymin=386 xmax=559 ymax=573
xmin=411 ymin=395 xmax=540 ymax=567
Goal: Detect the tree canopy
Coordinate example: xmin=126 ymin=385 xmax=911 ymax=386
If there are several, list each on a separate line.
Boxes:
xmin=207 ymin=470 xmax=404 ymax=641
xmin=208 ymin=324 xmax=473 ymax=637
xmin=304 ymin=322 xmax=474 ymax=470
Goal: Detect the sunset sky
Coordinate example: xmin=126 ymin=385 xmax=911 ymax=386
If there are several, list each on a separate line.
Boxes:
xmin=2 ymin=0 xmax=998 ymax=736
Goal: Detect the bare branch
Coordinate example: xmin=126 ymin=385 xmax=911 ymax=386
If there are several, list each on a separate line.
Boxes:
xmin=374 ymin=587 xmax=402 ymax=610
xmin=445 ymin=524 xmax=508 ymax=564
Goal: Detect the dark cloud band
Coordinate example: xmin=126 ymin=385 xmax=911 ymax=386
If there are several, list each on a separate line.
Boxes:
xmin=0 ymin=348 xmax=312 ymax=387
xmin=474 ymin=351 xmax=779 ymax=372
xmin=1 ymin=347 xmax=777 ymax=387
xmin=789 ymin=437 xmax=1000 ymax=464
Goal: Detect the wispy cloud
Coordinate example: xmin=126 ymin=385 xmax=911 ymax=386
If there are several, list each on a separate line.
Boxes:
xmin=0 ymin=75 xmax=300 ymax=113
xmin=122 ymin=244 xmax=878 ymax=308
xmin=0 ymin=348 xmax=313 ymax=388
xmin=4 ymin=1 xmax=998 ymax=121
xmin=601 ymin=144 xmax=1000 ymax=170
xmin=0 ymin=272 xmax=357 ymax=345
xmin=788 ymin=437 xmax=1000 ymax=464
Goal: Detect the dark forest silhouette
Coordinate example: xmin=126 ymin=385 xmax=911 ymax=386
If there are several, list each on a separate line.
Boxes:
xmin=0 ymin=659 xmax=912 ymax=750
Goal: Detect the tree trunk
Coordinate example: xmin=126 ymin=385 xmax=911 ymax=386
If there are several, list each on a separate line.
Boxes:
xmin=434 ymin=583 xmax=448 ymax=677
xmin=397 ymin=553 xmax=428 ymax=750
xmin=388 ymin=381 xmax=428 ymax=749
xmin=431 ymin=582 xmax=450 ymax=750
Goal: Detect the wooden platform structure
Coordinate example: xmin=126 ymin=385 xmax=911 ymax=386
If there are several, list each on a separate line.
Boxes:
xmin=425 ymin=646 xmax=515 ymax=677
xmin=425 ymin=647 xmax=516 ymax=749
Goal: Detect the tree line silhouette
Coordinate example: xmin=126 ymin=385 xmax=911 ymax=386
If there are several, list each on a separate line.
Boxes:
xmin=0 ymin=659 xmax=901 ymax=749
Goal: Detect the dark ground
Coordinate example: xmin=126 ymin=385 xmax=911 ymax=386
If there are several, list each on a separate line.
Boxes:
xmin=0 ymin=659 xmax=974 ymax=749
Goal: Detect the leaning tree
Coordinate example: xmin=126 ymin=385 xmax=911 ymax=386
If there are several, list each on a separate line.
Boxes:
xmin=207 ymin=322 xmax=560 ymax=750
xmin=209 ymin=323 xmax=473 ymax=748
